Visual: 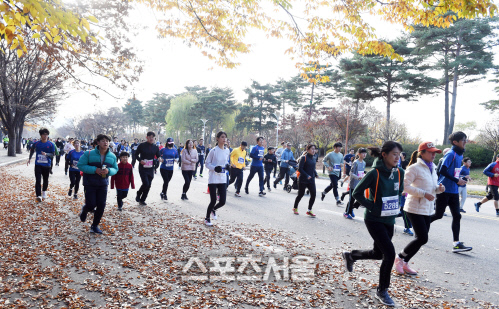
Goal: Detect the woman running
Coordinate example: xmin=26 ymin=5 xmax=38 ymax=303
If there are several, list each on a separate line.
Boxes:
xmin=159 ymin=137 xmax=179 ymax=201
xmin=67 ymin=140 xmax=85 ymax=200
xmin=204 ymin=131 xmax=231 ymax=226
xmin=394 ymin=142 xmax=445 ymax=275
xmin=343 ymin=148 xmax=367 ymax=219
xmin=342 ymin=141 xmax=405 ymax=307
xmin=181 ymin=139 xmax=198 ymax=200
xmin=293 ymin=144 xmax=318 ymax=217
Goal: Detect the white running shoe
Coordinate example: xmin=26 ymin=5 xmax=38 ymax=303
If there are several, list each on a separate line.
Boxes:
xmin=205 ymin=220 xmax=213 ymax=226
xmin=42 ymin=191 xmax=48 ymax=199
xmin=212 ymin=211 xmax=218 ymax=220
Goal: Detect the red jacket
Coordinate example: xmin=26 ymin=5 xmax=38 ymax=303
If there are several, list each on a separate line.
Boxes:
xmin=111 ymin=162 xmax=135 ymax=190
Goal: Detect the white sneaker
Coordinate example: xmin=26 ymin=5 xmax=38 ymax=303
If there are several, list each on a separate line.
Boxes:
xmin=35 ymin=196 xmax=42 ymax=203
xmin=234 ymin=192 xmax=241 ymax=197
xmin=212 ymin=211 xmax=218 ymax=220
xmin=205 ymin=220 xmax=213 ymax=226
xmin=42 ymin=191 xmax=48 ymax=199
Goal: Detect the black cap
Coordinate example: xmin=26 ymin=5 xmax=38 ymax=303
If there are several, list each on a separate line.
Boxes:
xmin=268 ymin=147 xmax=275 ymax=150
xmin=166 ymin=137 xmax=174 ymax=144
xmin=241 ymin=141 xmax=248 ymax=146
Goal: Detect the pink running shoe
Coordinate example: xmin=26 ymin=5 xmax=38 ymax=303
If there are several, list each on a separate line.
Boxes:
xmin=394 ymin=256 xmax=405 ymax=275
xmin=403 ymin=262 xmax=418 ymax=275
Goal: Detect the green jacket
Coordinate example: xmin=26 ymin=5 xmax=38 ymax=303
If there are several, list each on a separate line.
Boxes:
xmin=78 ymin=146 xmax=118 ymax=187
xmin=352 ymin=158 xmax=405 ymax=225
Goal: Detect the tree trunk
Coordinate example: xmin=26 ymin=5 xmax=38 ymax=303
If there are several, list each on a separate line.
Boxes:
xmin=443 ymin=68 xmax=450 ymax=144
xmin=7 ymin=130 xmax=16 ymax=157
xmin=385 ymin=79 xmax=391 ymax=142
xmin=449 ymin=44 xmax=461 ymax=136
xmin=309 ymin=83 xmax=315 ymax=121
xmin=16 ymin=120 xmax=24 ymax=154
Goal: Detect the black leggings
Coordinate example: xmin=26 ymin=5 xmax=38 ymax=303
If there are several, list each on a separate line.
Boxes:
xmin=294 ymin=181 xmax=316 ymax=210
xmin=400 ymin=213 xmax=431 ymax=262
xmin=274 ymin=166 xmax=290 ymax=186
xmin=69 ymin=171 xmax=82 ymax=194
xmin=264 ymin=168 xmax=273 ymax=188
xmin=182 ymin=170 xmax=194 ymax=193
xmin=431 ymin=192 xmax=461 ymax=241
xmin=35 ymin=165 xmax=50 ymax=196
xmin=351 ymin=220 xmax=395 ymax=291
xmin=160 ymin=169 xmax=174 ymax=195
xmin=117 ymin=189 xmax=129 ymax=208
xmin=324 ymin=174 xmax=340 ymax=198
xmin=137 ymin=169 xmax=154 ymax=202
xmin=206 ymin=183 xmax=227 ymax=220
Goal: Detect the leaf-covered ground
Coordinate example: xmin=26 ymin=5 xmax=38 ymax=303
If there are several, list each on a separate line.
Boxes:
xmin=0 ymin=167 xmax=496 ymax=308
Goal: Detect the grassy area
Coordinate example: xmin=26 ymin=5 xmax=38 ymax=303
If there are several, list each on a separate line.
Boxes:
xmin=468 ymin=190 xmax=487 ymax=197
xmin=468 ymin=167 xmax=487 ymax=186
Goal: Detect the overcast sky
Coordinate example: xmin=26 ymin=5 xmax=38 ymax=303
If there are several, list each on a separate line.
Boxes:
xmin=53 ymin=4 xmax=496 ymax=144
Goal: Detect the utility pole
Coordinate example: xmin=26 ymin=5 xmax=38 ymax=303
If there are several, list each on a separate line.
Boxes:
xmin=200 ymin=119 xmax=208 ymax=141
xmin=345 ymin=107 xmax=350 ymax=156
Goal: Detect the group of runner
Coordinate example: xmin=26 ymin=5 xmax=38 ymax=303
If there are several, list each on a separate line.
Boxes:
xmin=25 ymin=127 xmax=499 ymax=307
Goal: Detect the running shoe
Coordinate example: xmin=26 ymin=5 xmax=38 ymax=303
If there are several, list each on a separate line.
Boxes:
xmin=245 ymin=187 xmax=249 ymax=194
xmin=205 ymin=220 xmax=213 ymax=226
xmin=212 ymin=211 xmax=217 ymax=220
xmin=273 ymin=182 xmax=277 ymax=189
xmin=234 ymin=192 xmax=241 ymax=197
xmin=293 ymin=208 xmax=299 ymax=215
xmin=340 ymin=180 xmax=344 ymax=187
xmin=136 ymin=194 xmax=140 ymax=203
xmin=321 ymin=192 xmax=326 ymax=201
xmin=496 ymin=209 xmax=499 ymax=217
xmin=118 ymin=206 xmax=122 ymax=211
xmin=79 ymin=206 xmax=88 ymax=222
xmin=403 ymin=228 xmax=414 ymax=236
xmin=403 ymin=262 xmax=418 ymax=275
xmin=306 ymin=210 xmax=316 ymax=217
xmin=342 ymin=252 xmax=354 ymax=272
xmin=42 ymin=191 xmax=47 ymax=199
xmin=259 ymin=191 xmax=266 ymax=196
xmin=343 ymin=213 xmax=353 ymax=220
xmin=267 ymin=187 xmax=271 ymax=192
xmin=73 ymin=194 xmax=78 ymax=200
xmin=460 ymin=209 xmax=466 ymax=213
xmin=452 ymin=242 xmax=472 ymax=253
xmin=394 ymin=256 xmax=405 ymax=275
xmin=181 ymin=193 xmax=186 ymax=200
xmin=139 ymin=201 xmax=147 ymax=206
xmin=35 ymin=196 xmax=42 ymax=203
xmin=375 ymin=289 xmax=395 ymax=307
xmin=183 ymin=194 xmax=189 ymax=201
xmin=90 ymin=225 xmax=103 ymax=234
xmin=160 ymin=192 xmax=165 ymax=200
xmin=474 ymin=202 xmax=480 ymax=212
xmin=68 ymin=189 xmax=72 ymax=196
xmin=351 ymin=211 xmax=355 ymax=218
xmin=336 ymin=200 xmax=344 ymax=206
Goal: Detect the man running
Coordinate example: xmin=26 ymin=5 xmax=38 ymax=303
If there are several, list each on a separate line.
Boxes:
xmin=245 ymin=137 xmax=266 ymax=196
xmin=321 ymin=142 xmax=344 ymax=206
xmin=27 ymin=128 xmax=56 ymax=202
xmin=131 ymin=138 xmax=139 ymax=168
xmin=135 ymin=132 xmax=161 ymax=206
xmin=196 ymin=138 xmax=206 ymax=177
xmin=78 ymin=134 xmax=118 ymax=234
xmin=340 ymin=148 xmax=355 ymax=187
xmin=431 ymin=131 xmax=472 ymax=253
xmin=274 ymin=142 xmax=285 ymax=178
xmin=229 ymin=141 xmax=248 ymax=197
xmin=475 ymin=154 xmax=499 ymax=216
xmin=273 ymin=142 xmax=295 ymax=189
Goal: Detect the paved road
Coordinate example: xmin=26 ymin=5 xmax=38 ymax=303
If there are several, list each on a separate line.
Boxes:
xmin=10 ymin=162 xmax=499 ymax=305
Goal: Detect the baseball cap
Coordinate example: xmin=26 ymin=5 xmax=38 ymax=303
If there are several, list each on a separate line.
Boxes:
xmin=166 ymin=137 xmax=174 ymax=144
xmin=418 ymin=141 xmax=442 ymax=153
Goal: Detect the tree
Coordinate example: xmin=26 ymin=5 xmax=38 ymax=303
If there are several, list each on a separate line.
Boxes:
xmin=165 ymin=94 xmax=198 ymax=142
xmin=337 ymin=38 xmax=437 ymax=141
xmin=411 ymin=15 xmax=497 ymax=144
xmin=370 ymin=116 xmax=413 ymax=145
xmin=236 ymin=81 xmax=280 ymax=136
xmin=477 ymin=120 xmax=499 ymax=161
xmin=122 ymin=97 xmax=144 ymax=134
xmin=143 ymin=0 xmax=496 ymax=70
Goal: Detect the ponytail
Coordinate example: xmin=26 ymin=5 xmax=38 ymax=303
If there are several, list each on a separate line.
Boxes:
xmin=408 ymin=149 xmax=426 ymax=166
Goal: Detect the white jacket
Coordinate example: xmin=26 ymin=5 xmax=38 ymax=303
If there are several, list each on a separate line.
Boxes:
xmin=404 ymin=158 xmax=443 ymax=216
xmin=205 ymin=146 xmax=230 ymax=184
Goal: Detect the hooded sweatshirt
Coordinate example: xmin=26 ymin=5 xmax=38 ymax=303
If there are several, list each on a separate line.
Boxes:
xmin=352 ymin=158 xmax=405 ymax=225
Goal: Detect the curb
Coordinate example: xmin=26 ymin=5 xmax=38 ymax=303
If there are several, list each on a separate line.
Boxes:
xmin=0 ymin=157 xmax=28 ymax=168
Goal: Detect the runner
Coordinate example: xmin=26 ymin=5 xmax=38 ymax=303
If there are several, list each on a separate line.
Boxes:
xmin=474 ymin=154 xmax=499 ymax=216
xmin=195 ymin=138 xmax=206 ymax=177
xmin=263 ymin=147 xmax=277 ymax=192
xmin=181 ymin=139 xmax=198 ymax=200
xmin=131 ymin=138 xmax=139 ymax=168
xmin=342 ymin=141 xmax=405 ymax=307
xmin=78 ymin=134 xmax=118 ymax=234
xmin=3 ymin=136 xmax=9 ymax=149
xmin=112 ymin=137 xmax=120 ymax=158
xmin=63 ymin=138 xmax=75 ymax=175
xmin=394 ymin=142 xmax=445 ymax=276
xmin=55 ymin=138 xmax=64 ymax=166
xmin=110 ymin=152 xmax=135 ymax=211
xmin=204 ymin=131 xmax=231 ymax=226
xmin=67 ymin=140 xmax=84 ymax=200
xmin=431 ymin=131 xmax=472 ymax=253
xmin=135 ymin=132 xmax=161 ymax=206
xmin=293 ymin=144 xmax=318 ymax=217
xmin=458 ymin=157 xmax=471 ymax=213
xmin=245 ymin=137 xmax=266 ymax=196
xmin=321 ymin=142 xmax=344 ymax=206
xmin=274 ymin=142 xmax=285 ymax=178
xmin=159 ymin=137 xmax=179 ymax=201
xmin=27 ymin=128 xmax=56 ymax=202
xmin=344 ymin=148 xmax=367 ymax=219
xmin=273 ymin=143 xmax=295 ymax=189
xmin=398 ymin=151 xmax=414 ymax=235
xmin=229 ymin=141 xmax=248 ymax=197
xmin=340 ymin=148 xmax=355 ymax=187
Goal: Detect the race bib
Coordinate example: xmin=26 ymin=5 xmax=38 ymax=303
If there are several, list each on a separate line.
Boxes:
xmin=394 ymin=182 xmax=399 ymax=191
xmin=258 ymin=150 xmax=264 ymax=157
xmin=144 ymin=159 xmax=153 ymax=168
xmin=133 ymin=146 xmax=138 ymax=151
xmin=164 ymin=159 xmax=174 ymax=167
xmin=454 ymin=168 xmax=462 ymax=178
xmin=333 ymin=164 xmax=341 ymax=172
xmin=72 ymin=160 xmax=79 ymax=169
xmin=381 ymin=196 xmax=400 ymax=217
xmin=358 ymin=171 xmax=365 ymax=177
xmin=37 ymin=154 xmax=48 ymax=164
xmin=238 ymin=157 xmax=244 ymax=164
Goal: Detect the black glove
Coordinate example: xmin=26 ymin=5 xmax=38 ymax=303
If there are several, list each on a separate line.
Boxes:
xmin=214 ymin=166 xmax=222 ymax=173
xmin=225 ymin=164 xmax=230 ymax=171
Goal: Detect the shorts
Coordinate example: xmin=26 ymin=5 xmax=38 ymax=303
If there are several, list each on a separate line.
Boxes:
xmin=345 ymin=166 xmax=351 ymax=176
xmin=486 ymin=185 xmax=499 ymax=201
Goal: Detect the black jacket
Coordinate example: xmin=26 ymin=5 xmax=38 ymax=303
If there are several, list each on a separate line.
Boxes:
xmin=263 ymin=153 xmax=277 ymax=169
xmin=298 ymin=153 xmax=318 ymax=184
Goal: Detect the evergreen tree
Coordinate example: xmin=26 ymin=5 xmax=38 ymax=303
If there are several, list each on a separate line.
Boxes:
xmin=143 ymin=93 xmax=172 ymax=131
xmin=122 ymin=97 xmax=143 ymax=134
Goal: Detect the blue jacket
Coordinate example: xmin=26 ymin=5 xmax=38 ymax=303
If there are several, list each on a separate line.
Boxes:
xmin=78 ymin=146 xmax=118 ymax=187
xmin=250 ymin=145 xmax=265 ymax=167
xmin=280 ymin=149 xmax=295 ymax=168
xmin=483 ymin=161 xmax=498 ymax=178
xmin=68 ymin=150 xmax=85 ymax=172
xmin=160 ymin=147 xmax=179 ymax=171
xmin=437 ymin=146 xmax=463 ymax=194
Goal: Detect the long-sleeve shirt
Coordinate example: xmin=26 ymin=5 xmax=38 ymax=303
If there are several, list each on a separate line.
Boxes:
xmin=279 ymin=149 xmax=295 ymax=168
xmin=349 ymin=159 xmax=366 ymax=190
xmin=250 ymin=145 xmax=265 ymax=167
xmin=205 ymin=146 xmax=231 ymax=184
xmin=230 ymin=147 xmax=247 ymax=169
xmin=111 ymin=162 xmax=135 ymax=190
xmin=298 ymin=153 xmax=318 ymax=184
xmin=29 ymin=141 xmax=56 ymax=167
xmin=437 ymin=146 xmax=464 ymax=194
xmin=323 ymin=151 xmax=344 ymax=177
xmin=160 ymin=147 xmax=179 ymax=171
xmin=135 ymin=142 xmax=161 ymax=171
xmin=263 ymin=153 xmax=277 ymax=170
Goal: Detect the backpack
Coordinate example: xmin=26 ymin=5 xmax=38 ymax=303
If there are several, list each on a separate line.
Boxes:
xmin=296 ymin=155 xmax=307 ymax=178
xmin=364 ymin=168 xmax=401 ymax=203
xmin=436 ymin=152 xmax=456 ymax=177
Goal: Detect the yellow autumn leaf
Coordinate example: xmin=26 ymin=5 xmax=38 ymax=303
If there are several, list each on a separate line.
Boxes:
xmin=17 ymin=49 xmax=22 ymax=58
xmin=87 ymin=15 xmax=98 ymax=23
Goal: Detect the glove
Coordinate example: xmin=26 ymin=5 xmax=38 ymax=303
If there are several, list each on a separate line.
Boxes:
xmin=225 ymin=164 xmax=230 ymax=171
xmin=214 ymin=166 xmax=222 ymax=173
